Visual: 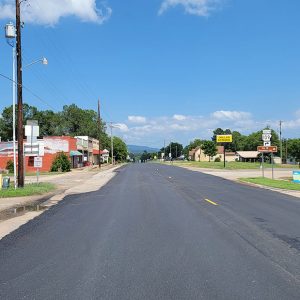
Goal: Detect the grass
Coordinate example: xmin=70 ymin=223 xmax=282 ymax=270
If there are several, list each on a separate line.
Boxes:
xmin=169 ymin=161 xmax=294 ymax=170
xmin=239 ymin=177 xmax=300 ymax=191
xmin=0 ymin=183 xmax=56 ymax=198
xmin=5 ymin=171 xmax=64 ymax=177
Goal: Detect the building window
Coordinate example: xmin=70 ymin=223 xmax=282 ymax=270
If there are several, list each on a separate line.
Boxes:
xmin=28 ymin=156 xmax=34 ymax=166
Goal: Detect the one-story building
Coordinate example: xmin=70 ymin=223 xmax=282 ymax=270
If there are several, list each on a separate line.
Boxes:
xmin=189 ymin=146 xmax=237 ymax=162
xmin=236 ymin=151 xmax=260 ymax=162
xmin=0 ymin=136 xmax=82 ymax=172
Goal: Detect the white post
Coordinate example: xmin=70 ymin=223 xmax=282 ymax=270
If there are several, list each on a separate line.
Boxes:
xmin=110 ymin=125 xmax=114 ymax=165
xmin=12 ymin=45 xmax=17 ymax=189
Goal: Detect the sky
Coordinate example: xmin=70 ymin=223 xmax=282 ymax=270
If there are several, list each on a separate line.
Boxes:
xmin=0 ymin=0 xmax=300 ymax=148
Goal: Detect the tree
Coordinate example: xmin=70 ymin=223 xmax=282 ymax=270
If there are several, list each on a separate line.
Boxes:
xmin=60 ymin=104 xmax=102 ymax=138
xmin=165 ymin=142 xmax=183 ymax=159
xmin=112 ymin=137 xmax=127 ymax=162
xmin=212 ymin=128 xmax=232 ymax=151
xmin=244 ymin=128 xmax=279 ymax=151
xmin=201 ymin=141 xmax=217 ymax=162
xmin=287 ymin=139 xmax=300 ymax=162
xmin=0 ymin=103 xmax=39 ymax=141
xmin=51 ymin=152 xmax=71 ymax=172
xmin=212 ymin=128 xmax=232 ymax=142
xmin=231 ymin=131 xmax=247 ymax=152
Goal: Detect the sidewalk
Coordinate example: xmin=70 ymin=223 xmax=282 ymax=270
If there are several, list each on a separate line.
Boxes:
xmin=0 ymin=164 xmax=118 ymax=213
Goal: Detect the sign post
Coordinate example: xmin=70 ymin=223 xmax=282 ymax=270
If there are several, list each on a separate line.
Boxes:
xmin=257 ymin=146 xmax=278 ymax=179
xmin=34 ymin=157 xmax=43 ymax=184
xmin=216 ymin=135 xmax=233 ymax=168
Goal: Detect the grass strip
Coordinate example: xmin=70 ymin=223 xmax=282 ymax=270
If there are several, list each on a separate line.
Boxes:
xmin=239 ymin=177 xmax=300 ymax=191
xmin=0 ymin=183 xmax=56 ymax=198
xmin=171 ymin=161 xmax=294 ymax=170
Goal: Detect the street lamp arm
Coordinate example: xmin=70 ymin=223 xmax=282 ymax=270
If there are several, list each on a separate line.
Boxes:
xmin=22 ymin=57 xmax=48 ymax=69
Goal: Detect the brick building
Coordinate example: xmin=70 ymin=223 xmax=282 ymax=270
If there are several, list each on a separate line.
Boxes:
xmin=0 ymin=136 xmax=81 ymax=172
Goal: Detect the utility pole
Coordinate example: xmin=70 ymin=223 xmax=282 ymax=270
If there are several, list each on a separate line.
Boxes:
xmin=16 ymin=0 xmax=24 ymax=187
xmin=109 ymin=123 xmax=114 ymax=165
xmin=97 ymin=99 xmax=102 ymax=168
xmin=163 ymin=140 xmax=165 ymax=161
xmin=279 ymin=121 xmax=283 ymax=164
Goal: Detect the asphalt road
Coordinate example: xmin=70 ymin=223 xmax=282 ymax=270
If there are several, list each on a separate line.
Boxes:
xmin=0 ymin=163 xmax=300 ymax=299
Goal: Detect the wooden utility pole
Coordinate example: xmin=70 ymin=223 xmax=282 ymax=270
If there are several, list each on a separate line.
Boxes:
xmin=98 ymin=99 xmax=102 ymax=168
xmin=279 ymin=120 xmax=283 ymax=163
xmin=16 ymin=0 xmax=24 ymax=187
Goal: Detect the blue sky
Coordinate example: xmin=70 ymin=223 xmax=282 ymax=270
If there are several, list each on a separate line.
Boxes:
xmin=0 ymin=0 xmax=300 ymax=147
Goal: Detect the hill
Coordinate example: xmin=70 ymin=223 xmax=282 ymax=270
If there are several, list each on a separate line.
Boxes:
xmin=127 ymin=145 xmax=160 ymax=154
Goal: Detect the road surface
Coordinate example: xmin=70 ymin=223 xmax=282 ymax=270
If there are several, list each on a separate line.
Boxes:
xmin=0 ymin=164 xmax=300 ymax=299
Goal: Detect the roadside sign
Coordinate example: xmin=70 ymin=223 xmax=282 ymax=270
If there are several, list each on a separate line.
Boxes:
xmin=263 ymin=129 xmax=271 ymax=134
xmin=216 ymin=135 xmax=232 ymax=143
xmin=34 ymin=157 xmax=43 ymax=168
xmin=24 ymin=142 xmax=44 ymax=157
xmin=257 ymin=146 xmax=278 ymax=153
xmin=264 ymin=141 xmax=271 ymax=147
xmin=293 ymin=171 xmax=300 ymax=183
xmin=262 ymin=133 xmax=272 ymax=141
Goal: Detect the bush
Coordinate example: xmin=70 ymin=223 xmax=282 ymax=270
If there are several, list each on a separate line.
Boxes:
xmin=214 ymin=157 xmax=221 ymax=162
xmin=51 ymin=152 xmax=71 ymax=172
xmin=6 ymin=160 xmax=14 ymax=173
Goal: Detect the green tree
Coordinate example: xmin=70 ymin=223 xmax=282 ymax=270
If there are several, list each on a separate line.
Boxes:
xmin=231 ymin=131 xmax=247 ymax=152
xmin=201 ymin=141 xmax=217 ymax=162
xmin=0 ymin=103 xmax=39 ymax=141
xmin=212 ymin=128 xmax=232 ymax=142
xmin=51 ymin=152 xmax=71 ymax=172
xmin=164 ymin=142 xmax=183 ymax=159
xmin=6 ymin=160 xmax=14 ymax=173
xmin=287 ymin=139 xmax=300 ymax=162
xmin=244 ymin=128 xmax=279 ymax=151
xmin=112 ymin=137 xmax=127 ymax=162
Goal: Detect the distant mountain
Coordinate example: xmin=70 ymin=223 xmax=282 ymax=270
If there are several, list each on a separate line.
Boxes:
xmin=127 ymin=145 xmax=160 ymax=154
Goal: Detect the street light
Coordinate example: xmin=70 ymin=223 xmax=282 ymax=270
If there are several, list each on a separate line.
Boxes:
xmin=5 ymin=21 xmax=48 ymax=188
xmin=5 ymin=22 xmax=17 ymax=189
xmin=22 ymin=57 xmax=48 ymax=70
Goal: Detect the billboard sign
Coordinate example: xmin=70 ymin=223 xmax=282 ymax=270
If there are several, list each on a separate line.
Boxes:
xmin=216 ymin=135 xmax=232 ymax=143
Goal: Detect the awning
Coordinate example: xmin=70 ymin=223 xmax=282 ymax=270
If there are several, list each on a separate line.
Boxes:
xmin=70 ymin=150 xmax=83 ymax=156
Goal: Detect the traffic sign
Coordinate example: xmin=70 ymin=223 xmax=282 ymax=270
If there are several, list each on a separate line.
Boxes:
xmin=263 ymin=129 xmax=271 ymax=134
xmin=34 ymin=157 xmax=43 ymax=168
xmin=257 ymin=146 xmax=278 ymax=153
xmin=216 ymin=135 xmax=232 ymax=143
xmin=264 ymin=141 xmax=271 ymax=147
xmin=262 ymin=133 xmax=272 ymax=141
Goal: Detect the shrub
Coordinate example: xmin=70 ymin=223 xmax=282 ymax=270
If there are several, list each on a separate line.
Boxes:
xmin=214 ymin=157 xmax=221 ymax=162
xmin=51 ymin=152 xmax=71 ymax=172
xmin=6 ymin=160 xmax=14 ymax=173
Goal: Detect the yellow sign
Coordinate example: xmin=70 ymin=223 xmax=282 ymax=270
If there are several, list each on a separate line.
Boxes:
xmin=217 ymin=135 xmax=232 ymax=143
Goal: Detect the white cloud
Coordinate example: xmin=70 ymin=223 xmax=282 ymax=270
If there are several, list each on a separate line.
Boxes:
xmin=295 ymin=109 xmax=300 ymax=118
xmin=128 ymin=116 xmax=147 ymax=124
xmin=0 ymin=0 xmax=112 ymax=25
xmin=111 ymin=110 xmax=300 ymax=147
xmin=158 ymin=0 xmax=223 ymax=16
xmin=212 ymin=110 xmax=252 ymax=121
xmin=173 ymin=114 xmax=187 ymax=121
xmin=114 ymin=123 xmax=129 ymax=132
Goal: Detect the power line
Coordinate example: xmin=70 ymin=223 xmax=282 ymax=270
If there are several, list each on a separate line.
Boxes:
xmin=0 ymin=72 xmax=58 ymax=111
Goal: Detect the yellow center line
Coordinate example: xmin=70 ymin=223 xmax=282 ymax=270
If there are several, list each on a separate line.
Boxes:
xmin=205 ymin=199 xmax=219 ymax=206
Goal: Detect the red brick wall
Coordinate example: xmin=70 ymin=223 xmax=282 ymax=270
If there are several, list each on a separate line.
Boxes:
xmin=0 ymin=136 xmax=77 ymax=172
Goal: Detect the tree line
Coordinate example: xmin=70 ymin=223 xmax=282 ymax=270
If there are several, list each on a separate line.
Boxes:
xmin=0 ymin=103 xmax=128 ymax=162
xmin=138 ymin=128 xmax=299 ymax=163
